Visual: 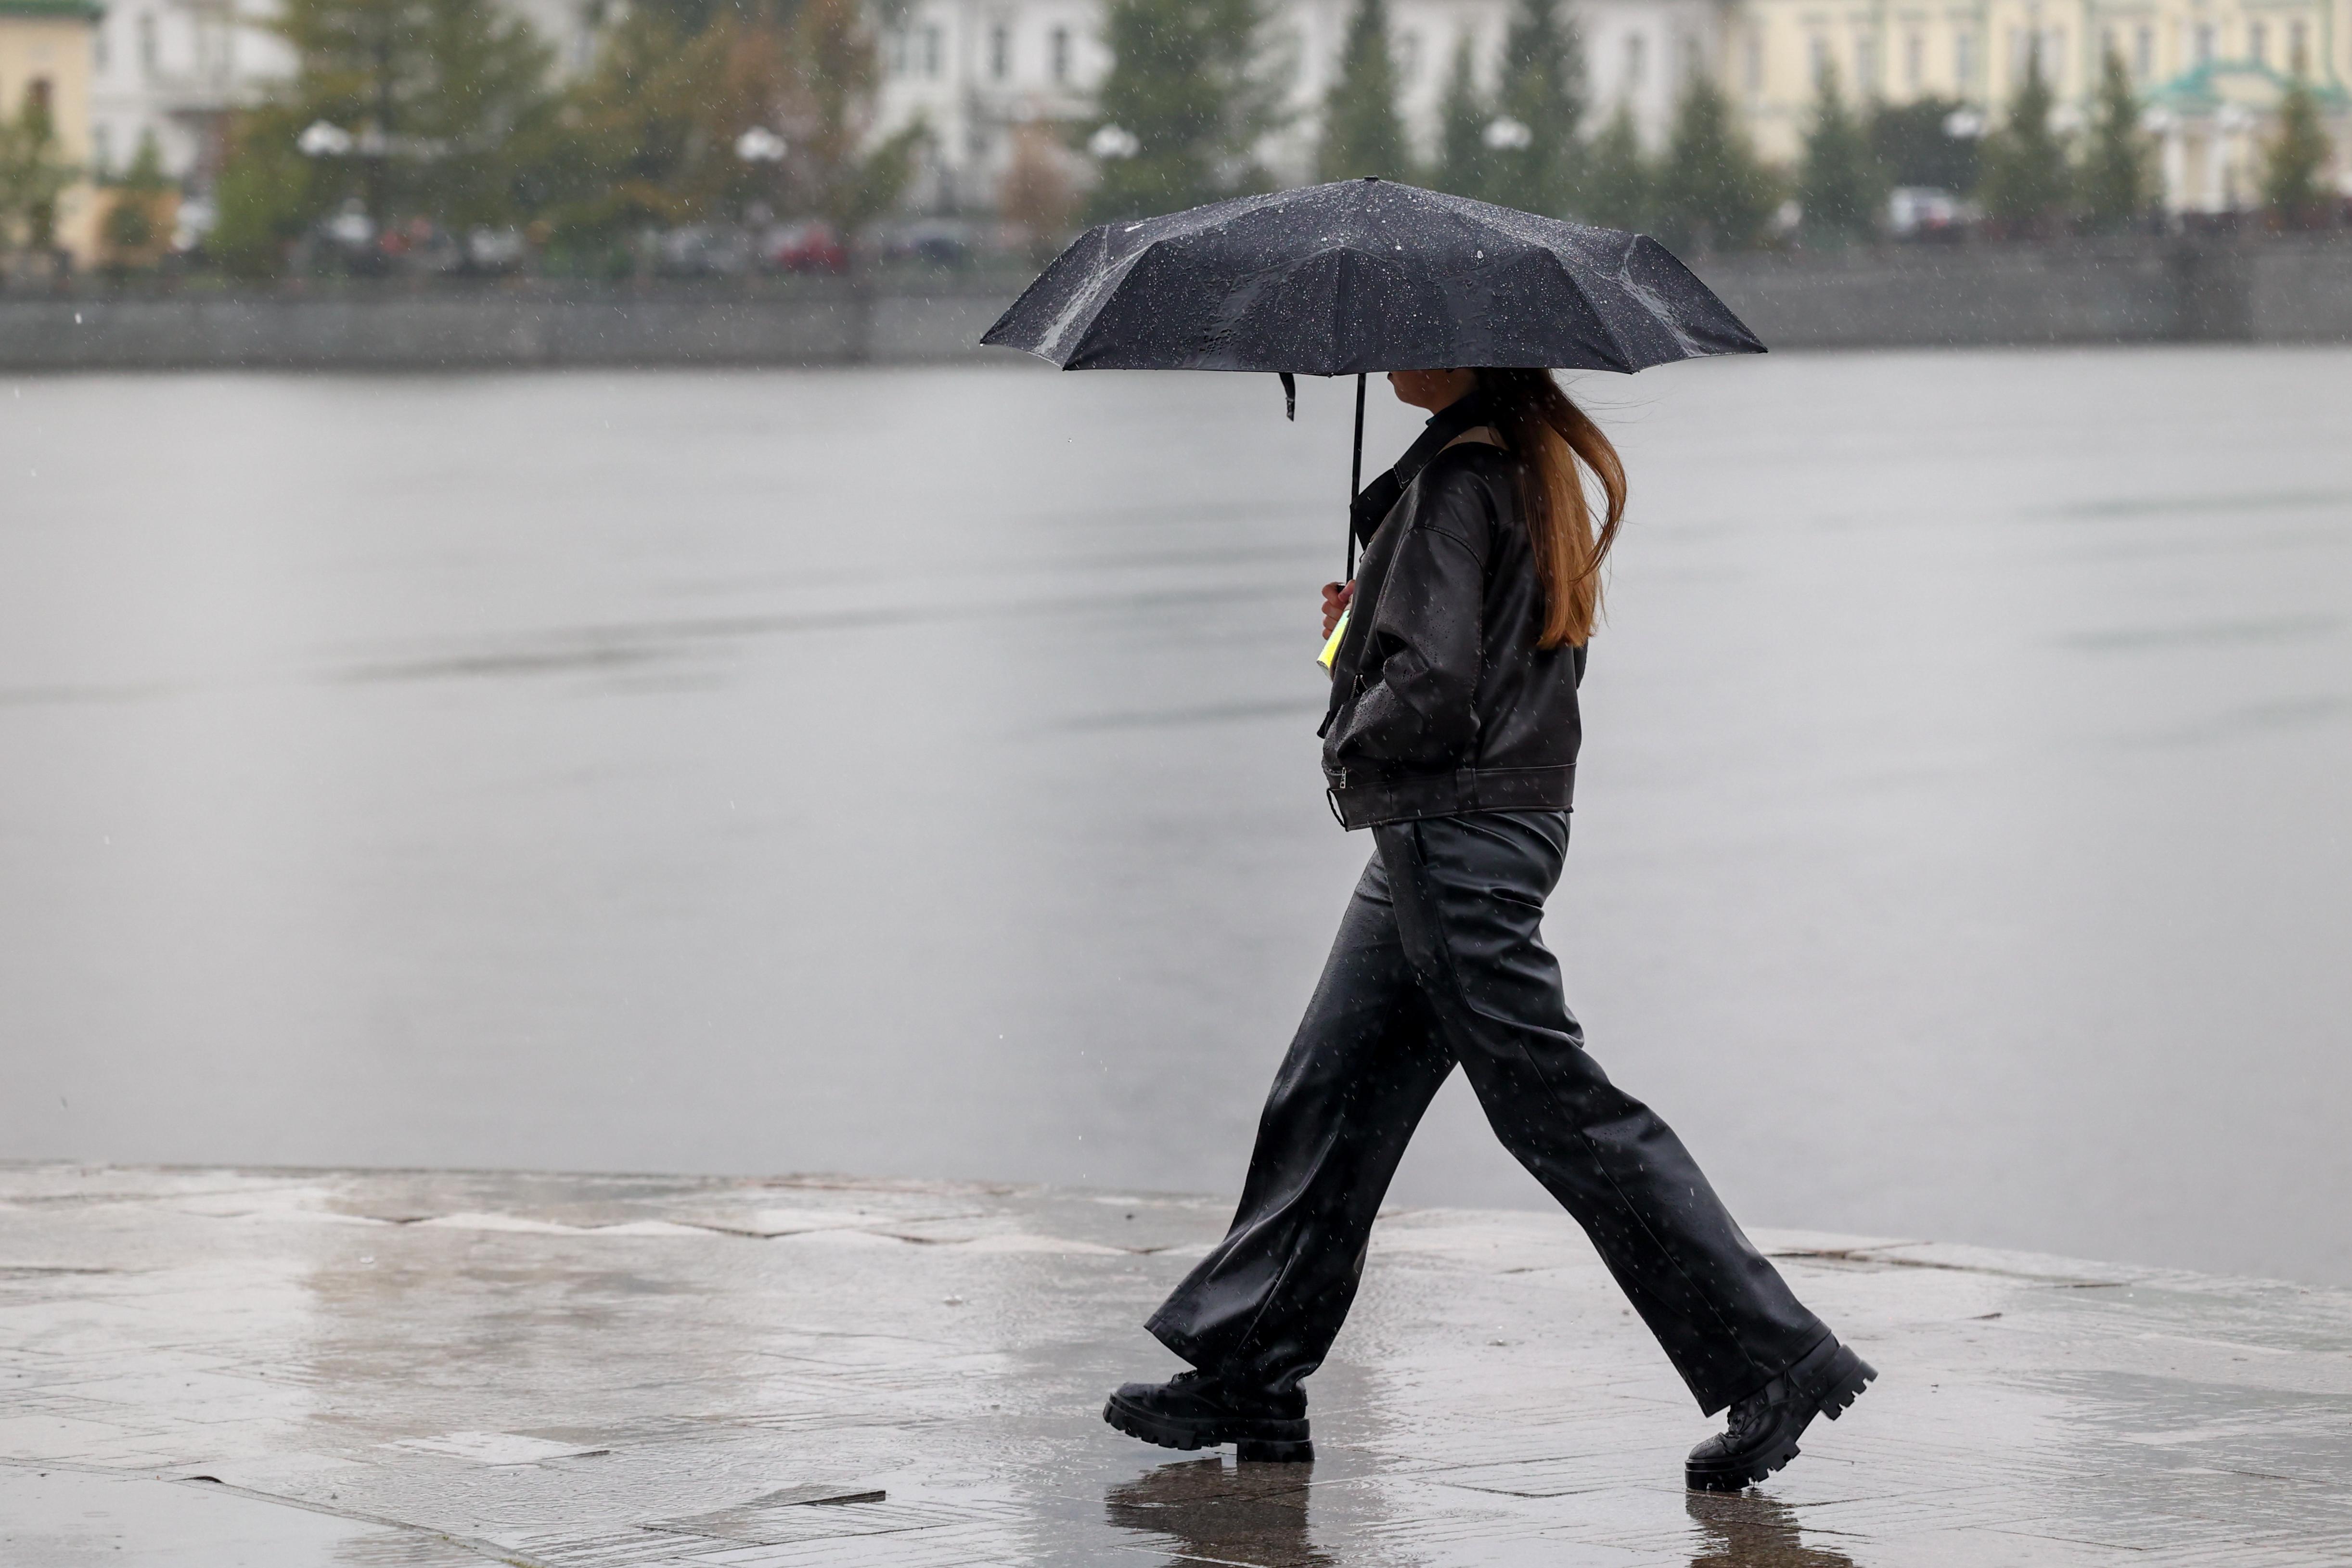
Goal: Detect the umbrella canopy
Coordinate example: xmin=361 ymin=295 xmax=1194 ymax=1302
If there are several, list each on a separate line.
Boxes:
xmin=980 ymin=177 xmax=1765 ymax=375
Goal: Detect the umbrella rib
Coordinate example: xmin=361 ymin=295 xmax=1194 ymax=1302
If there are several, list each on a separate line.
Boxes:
xmin=1529 ymin=236 xmax=1642 ymax=374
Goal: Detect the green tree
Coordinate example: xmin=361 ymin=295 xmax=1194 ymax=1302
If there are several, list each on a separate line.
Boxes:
xmin=210 ymin=0 xmax=553 ymax=270
xmin=2077 ymin=47 xmax=2151 ymax=231
xmin=1653 ymin=70 xmax=1777 ymax=252
xmin=530 ymin=0 xmax=916 ymax=253
xmin=0 ymin=91 xmax=75 ymax=254
xmin=1088 ymin=0 xmax=1284 ymax=219
xmin=1430 ymin=32 xmax=1491 ymax=198
xmin=1798 ymin=61 xmax=1883 ymax=241
xmin=1868 ymin=95 xmax=1978 ymax=192
xmin=1572 ymin=100 xmax=1651 ymax=230
xmin=1976 ymin=43 xmax=2069 ymax=230
xmin=2262 ymin=73 xmax=2331 ymax=220
xmin=1484 ymin=0 xmax=1583 ymax=214
xmin=1318 ymin=0 xmax=1410 ymax=180
xmin=209 ymin=118 xmax=316 ymax=275
xmin=524 ymin=4 xmax=718 ymax=241
xmin=779 ymin=0 xmax=925 ymax=233
xmin=101 ymin=131 xmax=172 ymax=258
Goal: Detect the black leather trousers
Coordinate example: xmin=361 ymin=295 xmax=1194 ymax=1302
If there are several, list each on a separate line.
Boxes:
xmin=1146 ymin=810 xmax=1828 ymax=1415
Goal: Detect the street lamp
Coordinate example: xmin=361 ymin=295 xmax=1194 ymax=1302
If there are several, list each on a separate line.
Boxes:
xmin=1482 ymin=116 xmax=1533 ymax=151
xmin=297 ymin=120 xmax=355 ymax=157
xmin=734 ymin=127 xmax=787 ymax=163
xmin=1088 ymin=124 xmax=1141 ymax=160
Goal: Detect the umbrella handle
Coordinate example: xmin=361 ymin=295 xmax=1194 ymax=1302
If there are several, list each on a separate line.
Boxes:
xmin=1347 ymin=373 xmax=1364 ymax=581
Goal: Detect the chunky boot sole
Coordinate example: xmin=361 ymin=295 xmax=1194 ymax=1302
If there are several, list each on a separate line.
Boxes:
xmin=1684 ymin=1341 xmax=1876 ymax=1493
xmin=1102 ymin=1392 xmax=1313 ymax=1463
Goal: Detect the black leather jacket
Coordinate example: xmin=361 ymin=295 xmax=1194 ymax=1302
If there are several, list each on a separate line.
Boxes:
xmin=1320 ymin=389 xmax=1586 ymax=829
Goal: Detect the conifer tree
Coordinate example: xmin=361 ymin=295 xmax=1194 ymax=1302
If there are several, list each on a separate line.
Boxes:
xmin=1485 ymin=0 xmax=1584 ymax=214
xmin=1088 ymin=0 xmax=1283 ymax=219
xmin=1653 ymin=70 xmax=1776 ymax=252
xmin=1977 ymin=43 xmax=2070 ymax=230
xmin=0 ymin=91 xmax=73 ymax=253
xmin=2077 ymin=47 xmax=2151 ymax=231
xmin=1868 ymin=95 xmax=1978 ymax=192
xmin=2262 ymin=73 xmax=2331 ymax=219
xmin=1573 ymin=101 xmax=1650 ymax=230
xmin=211 ymin=0 xmax=553 ymax=270
xmin=1318 ymin=0 xmax=1410 ymax=180
xmin=1798 ymin=61 xmax=1883 ymax=242
xmin=101 ymin=131 xmax=172 ymax=259
xmin=1430 ymin=33 xmax=1491 ymax=198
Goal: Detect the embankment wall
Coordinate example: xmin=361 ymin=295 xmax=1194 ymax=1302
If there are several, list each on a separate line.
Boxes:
xmin=1 ymin=235 xmax=2345 ymax=371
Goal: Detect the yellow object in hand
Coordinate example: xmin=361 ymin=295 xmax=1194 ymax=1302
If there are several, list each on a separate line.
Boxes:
xmin=1318 ymin=609 xmax=1350 ymax=670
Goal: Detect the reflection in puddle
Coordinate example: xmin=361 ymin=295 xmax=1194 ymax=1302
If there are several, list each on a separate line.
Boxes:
xmin=1686 ymin=1491 xmax=1858 ymax=1567
xmin=1105 ymin=1456 xmax=1329 ymax=1568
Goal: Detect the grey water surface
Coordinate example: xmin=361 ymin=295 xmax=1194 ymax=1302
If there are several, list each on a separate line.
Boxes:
xmin=4 ymin=348 xmax=2348 ymax=1284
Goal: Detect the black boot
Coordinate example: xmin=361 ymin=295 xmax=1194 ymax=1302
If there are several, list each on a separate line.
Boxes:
xmin=1103 ymin=1370 xmax=1313 ymax=1462
xmin=1685 ymin=1335 xmax=1875 ymax=1491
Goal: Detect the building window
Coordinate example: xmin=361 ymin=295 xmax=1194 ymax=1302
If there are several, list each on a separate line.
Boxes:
xmin=1050 ymin=25 xmax=1069 ymax=82
xmin=1954 ymin=28 xmax=1975 ymax=87
xmin=1742 ymin=29 xmax=1763 ymax=91
xmin=1903 ymin=29 xmax=1922 ymax=89
xmin=2134 ymin=24 xmax=2153 ymax=78
xmin=1624 ymin=32 xmax=1645 ymax=89
xmin=1808 ymin=33 xmax=1829 ymax=84
xmin=2289 ymin=19 xmax=2308 ymax=72
xmin=2193 ymin=23 xmax=2212 ymax=65
xmin=137 ymin=11 xmax=157 ymax=71
xmin=922 ymin=23 xmax=942 ymax=78
xmin=989 ymin=22 xmax=1008 ymax=79
xmin=1680 ymin=34 xmax=1700 ymax=81
xmin=94 ymin=22 xmax=108 ymax=70
xmin=2045 ymin=27 xmax=2064 ymax=83
xmin=2247 ymin=20 xmax=2266 ymax=64
xmin=1856 ymin=35 xmax=1876 ymax=88
xmin=92 ymin=122 xmax=112 ymax=172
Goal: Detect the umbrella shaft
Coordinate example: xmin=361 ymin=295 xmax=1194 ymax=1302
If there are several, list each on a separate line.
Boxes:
xmin=1348 ymin=373 xmax=1365 ymax=581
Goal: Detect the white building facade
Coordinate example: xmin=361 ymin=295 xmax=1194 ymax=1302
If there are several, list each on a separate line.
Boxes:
xmin=77 ymin=0 xmax=2344 ymax=216
xmin=874 ymin=0 xmax=1723 ymax=208
xmin=87 ymin=0 xmax=288 ymax=182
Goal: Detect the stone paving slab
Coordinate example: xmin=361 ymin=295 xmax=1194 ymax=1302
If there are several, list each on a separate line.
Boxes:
xmin=1 ymin=1166 xmax=2348 ymax=1566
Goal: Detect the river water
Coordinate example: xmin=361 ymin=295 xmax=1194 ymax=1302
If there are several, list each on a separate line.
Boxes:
xmin=4 ymin=348 xmax=2348 ymax=1285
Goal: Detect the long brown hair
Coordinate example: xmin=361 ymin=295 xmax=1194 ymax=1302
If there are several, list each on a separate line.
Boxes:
xmin=1477 ymin=369 xmax=1627 ymax=649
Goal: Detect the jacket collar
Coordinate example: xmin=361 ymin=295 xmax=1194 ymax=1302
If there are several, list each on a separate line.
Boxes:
xmin=1350 ymin=387 xmax=1498 ymax=545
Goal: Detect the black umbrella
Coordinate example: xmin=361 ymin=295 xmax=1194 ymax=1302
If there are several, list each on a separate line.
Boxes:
xmin=981 ymin=177 xmax=1764 ymax=576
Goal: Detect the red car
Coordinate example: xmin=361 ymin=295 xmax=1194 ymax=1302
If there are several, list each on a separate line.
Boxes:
xmin=760 ymin=221 xmax=848 ymax=274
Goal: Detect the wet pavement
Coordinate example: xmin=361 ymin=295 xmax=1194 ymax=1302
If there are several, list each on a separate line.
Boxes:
xmin=9 ymin=353 xmax=2352 ymax=1289
xmin=4 ymin=1167 xmax=2349 ymax=1565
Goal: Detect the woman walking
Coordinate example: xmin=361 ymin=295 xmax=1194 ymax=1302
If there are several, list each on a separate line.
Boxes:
xmin=1104 ymin=367 xmax=1872 ymax=1492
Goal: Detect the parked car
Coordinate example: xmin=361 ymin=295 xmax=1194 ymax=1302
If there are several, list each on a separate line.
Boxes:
xmin=655 ymin=225 xmax=755 ymax=277
xmin=874 ymin=218 xmax=979 ymax=269
xmin=464 ymin=227 xmax=530 ymax=274
xmin=1888 ymin=187 xmax=1974 ymax=238
xmin=759 ymin=220 xmax=848 ymax=274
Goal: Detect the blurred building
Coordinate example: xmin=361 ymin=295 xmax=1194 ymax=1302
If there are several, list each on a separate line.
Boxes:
xmin=878 ymin=0 xmax=1723 ymax=209
xmin=1 ymin=0 xmax=104 ymax=259
xmin=1729 ymin=0 xmax=2350 ymax=211
xmin=87 ymin=0 xmax=288 ymax=185
xmin=48 ymin=0 xmax=2351 ymax=221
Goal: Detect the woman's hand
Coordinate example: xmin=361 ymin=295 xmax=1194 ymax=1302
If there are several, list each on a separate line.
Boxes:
xmin=1321 ymin=580 xmax=1355 ymax=639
